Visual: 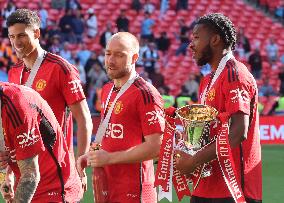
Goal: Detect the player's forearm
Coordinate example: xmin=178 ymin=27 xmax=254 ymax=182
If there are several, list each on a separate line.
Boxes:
xmin=71 ymin=100 xmax=93 ymax=157
xmin=109 ymin=135 xmax=161 ymax=164
xmin=14 ymin=172 xmax=40 ymax=203
xmin=76 ymin=120 xmax=93 ymax=157
xmin=192 ymin=113 xmax=249 ymax=168
xmin=14 ymin=157 xmax=40 ymax=203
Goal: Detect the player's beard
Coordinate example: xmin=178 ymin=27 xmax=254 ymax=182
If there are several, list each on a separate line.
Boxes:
xmin=13 ymin=42 xmax=35 ymax=60
xmin=106 ymin=64 xmax=131 ymax=80
xmin=197 ymin=43 xmax=213 ymax=66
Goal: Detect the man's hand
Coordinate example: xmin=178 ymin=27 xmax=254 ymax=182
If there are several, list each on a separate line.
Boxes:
xmin=175 ymin=150 xmax=197 ymax=176
xmin=0 ymin=172 xmax=14 ymax=202
xmin=76 ymin=154 xmax=88 ymax=192
xmin=87 ymin=150 xmax=111 ymax=168
xmin=0 ymin=151 xmax=10 ymax=170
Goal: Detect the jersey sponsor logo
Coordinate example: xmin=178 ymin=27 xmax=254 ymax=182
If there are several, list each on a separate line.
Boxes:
xmin=229 ymin=88 xmax=250 ymax=104
xmin=207 ymin=88 xmax=215 ymax=101
xmin=146 ymin=110 xmax=164 ymax=125
xmin=114 ymin=101 xmax=123 ymax=114
xmin=16 ymin=128 xmax=40 ymax=148
xmin=106 ymin=123 xmax=124 ymax=139
xmin=35 ymin=79 xmax=47 ymax=91
xmin=68 ymin=79 xmax=83 ymax=93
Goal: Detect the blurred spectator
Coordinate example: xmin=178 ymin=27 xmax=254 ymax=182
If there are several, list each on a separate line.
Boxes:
xmin=248 ymin=49 xmax=262 ymax=79
xmin=140 ymin=71 xmax=152 ymax=84
xmin=136 ymin=40 xmax=149 ymax=67
xmin=100 ymin=21 xmax=114 ymax=48
xmin=131 ymin=0 xmax=142 ymax=13
xmin=188 ymin=14 xmax=200 ymax=31
xmin=149 ymin=67 xmax=167 ymax=92
xmin=87 ymin=62 xmax=108 ymax=112
xmin=69 ymin=51 xmax=78 ymax=65
xmin=74 ymin=57 xmax=86 ymax=87
xmin=38 ymin=3 xmax=48 ymax=38
xmin=48 ymin=35 xmax=62 ymax=55
xmin=0 ymin=38 xmax=17 ymax=68
xmin=0 ymin=67 xmax=8 ymax=82
xmin=200 ymin=63 xmax=212 ymax=76
xmin=236 ymin=28 xmax=251 ymax=59
xmin=116 ymin=10 xmax=129 ymax=32
xmin=143 ymin=0 xmax=155 ymax=14
xmin=66 ymin=0 xmax=82 ymax=10
xmin=86 ymin=8 xmax=98 ymax=38
xmin=1 ymin=1 xmax=16 ymax=38
xmin=84 ymin=52 xmax=102 ymax=75
xmin=59 ymin=9 xmax=76 ymax=43
xmin=51 ymin=0 xmax=66 ymax=9
xmin=142 ymin=42 xmax=159 ymax=74
xmin=281 ymin=53 xmax=284 ymax=65
xmin=71 ymin=10 xmax=84 ymax=43
xmin=275 ymin=3 xmax=284 ymax=22
xmin=266 ymin=38 xmax=278 ymax=63
xmin=179 ymin=73 xmax=199 ymax=102
xmin=259 ymin=78 xmax=278 ymax=97
xmin=141 ymin=12 xmax=155 ymax=41
xmin=176 ymin=0 xmax=188 ymax=11
xmin=156 ymin=32 xmax=171 ymax=54
xmin=175 ymin=18 xmax=190 ymax=56
xmin=279 ymin=65 xmax=284 ymax=95
xmin=159 ymin=0 xmax=169 ymax=19
xmin=97 ymin=49 xmax=105 ymax=65
xmin=60 ymin=42 xmax=72 ymax=62
xmin=77 ymin=43 xmax=92 ymax=67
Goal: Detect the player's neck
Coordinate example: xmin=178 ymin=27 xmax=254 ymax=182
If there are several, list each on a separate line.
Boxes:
xmin=210 ymin=49 xmax=231 ymax=71
xmin=23 ymin=46 xmax=44 ymax=70
xmin=113 ymin=70 xmax=136 ymax=89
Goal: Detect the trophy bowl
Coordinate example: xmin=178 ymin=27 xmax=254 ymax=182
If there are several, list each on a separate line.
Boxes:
xmin=175 ymin=104 xmax=218 ymax=178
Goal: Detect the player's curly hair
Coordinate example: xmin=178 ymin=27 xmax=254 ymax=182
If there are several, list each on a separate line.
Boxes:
xmin=6 ymin=8 xmax=40 ymax=28
xmin=197 ymin=13 xmax=237 ymax=50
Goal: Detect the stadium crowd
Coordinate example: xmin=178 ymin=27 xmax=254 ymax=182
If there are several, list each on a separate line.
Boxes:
xmin=0 ymin=0 xmax=284 ymax=116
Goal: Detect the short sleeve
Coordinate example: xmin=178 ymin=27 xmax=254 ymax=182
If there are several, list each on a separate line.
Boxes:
xmin=223 ymin=78 xmax=253 ymax=116
xmin=59 ymin=63 xmax=86 ymax=105
xmin=138 ymin=89 xmax=165 ymax=136
xmin=12 ymin=112 xmax=45 ymax=161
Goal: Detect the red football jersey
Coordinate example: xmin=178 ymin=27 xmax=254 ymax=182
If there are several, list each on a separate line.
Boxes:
xmin=99 ymin=77 xmax=165 ymax=202
xmin=194 ymin=59 xmax=262 ymax=200
xmin=8 ymin=52 xmax=86 ymax=152
xmin=0 ymin=82 xmax=83 ymax=202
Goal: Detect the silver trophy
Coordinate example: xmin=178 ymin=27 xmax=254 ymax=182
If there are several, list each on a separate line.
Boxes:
xmin=175 ymin=104 xmax=218 ymax=178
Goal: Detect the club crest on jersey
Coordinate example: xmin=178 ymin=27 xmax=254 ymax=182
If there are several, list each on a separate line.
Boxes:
xmin=16 ymin=128 xmax=40 ymax=148
xmin=114 ymin=101 xmax=123 ymax=114
xmin=35 ymin=79 xmax=47 ymax=91
xmin=207 ymin=88 xmax=215 ymax=101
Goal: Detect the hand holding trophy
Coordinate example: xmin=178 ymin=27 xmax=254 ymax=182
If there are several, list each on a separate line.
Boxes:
xmin=175 ymin=104 xmax=218 ymax=180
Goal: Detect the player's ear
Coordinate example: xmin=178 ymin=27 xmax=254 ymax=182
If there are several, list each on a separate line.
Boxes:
xmin=34 ymin=28 xmax=40 ymax=39
xmin=132 ymin=53 xmax=139 ymax=64
xmin=210 ymin=34 xmax=221 ymax=47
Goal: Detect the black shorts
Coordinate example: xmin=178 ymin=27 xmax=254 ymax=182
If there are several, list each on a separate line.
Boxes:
xmin=190 ymin=196 xmax=262 ymax=203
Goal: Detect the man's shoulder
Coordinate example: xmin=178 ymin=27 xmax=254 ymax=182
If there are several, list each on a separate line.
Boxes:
xmin=133 ymin=77 xmax=162 ymax=105
xmin=44 ymin=52 xmax=76 ymax=75
xmin=225 ymin=59 xmax=254 ymax=82
xmin=10 ymin=60 xmax=24 ymax=70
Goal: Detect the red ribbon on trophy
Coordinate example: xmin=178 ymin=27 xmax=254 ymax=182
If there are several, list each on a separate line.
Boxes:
xmin=216 ymin=113 xmax=246 ymax=203
xmin=172 ymin=157 xmax=191 ymax=200
xmin=154 ymin=112 xmax=174 ymax=191
xmin=155 ymin=107 xmax=191 ymax=201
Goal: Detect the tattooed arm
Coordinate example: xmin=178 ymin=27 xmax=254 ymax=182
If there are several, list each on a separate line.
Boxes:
xmin=14 ymin=155 xmax=40 ymax=203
